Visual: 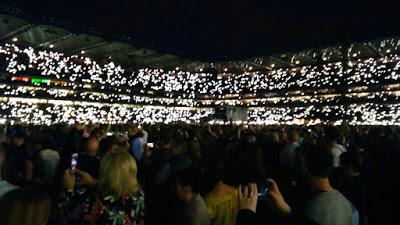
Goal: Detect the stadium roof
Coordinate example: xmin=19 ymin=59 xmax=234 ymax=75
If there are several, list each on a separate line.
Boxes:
xmin=1 ymin=1 xmax=400 ymax=72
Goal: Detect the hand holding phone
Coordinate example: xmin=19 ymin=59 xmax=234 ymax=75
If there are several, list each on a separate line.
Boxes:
xmin=71 ymin=153 xmax=78 ymax=173
xmin=257 ymin=182 xmax=271 ymax=199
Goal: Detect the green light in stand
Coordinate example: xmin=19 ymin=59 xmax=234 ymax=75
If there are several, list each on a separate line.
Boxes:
xmin=31 ymin=78 xmax=50 ymax=84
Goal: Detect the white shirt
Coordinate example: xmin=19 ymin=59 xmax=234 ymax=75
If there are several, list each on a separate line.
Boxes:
xmin=331 ymin=143 xmax=347 ymax=167
xmin=38 ymin=149 xmax=60 ymax=183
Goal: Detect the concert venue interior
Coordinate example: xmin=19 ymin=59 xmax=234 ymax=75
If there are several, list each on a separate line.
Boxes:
xmin=0 ymin=1 xmax=399 ymax=225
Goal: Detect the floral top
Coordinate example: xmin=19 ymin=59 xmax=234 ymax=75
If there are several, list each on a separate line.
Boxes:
xmin=59 ymin=190 xmax=145 ymax=225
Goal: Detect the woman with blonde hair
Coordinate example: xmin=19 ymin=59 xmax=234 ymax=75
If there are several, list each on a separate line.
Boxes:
xmin=59 ymin=150 xmax=145 ymax=225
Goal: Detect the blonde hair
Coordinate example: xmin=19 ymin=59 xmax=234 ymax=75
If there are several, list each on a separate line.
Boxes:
xmin=99 ymin=150 xmax=138 ymax=198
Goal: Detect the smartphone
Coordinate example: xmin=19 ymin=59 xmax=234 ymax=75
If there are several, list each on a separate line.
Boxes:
xmin=147 ymin=143 xmax=154 ymax=148
xmin=71 ymin=153 xmax=78 ymax=173
xmin=257 ymin=182 xmax=271 ymax=199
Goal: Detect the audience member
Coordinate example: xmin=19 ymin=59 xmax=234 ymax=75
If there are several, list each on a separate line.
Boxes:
xmin=5 ymin=129 xmax=34 ymax=183
xmin=0 ymin=124 xmax=395 ymax=225
xmin=0 ymin=187 xmax=52 ymax=225
xmin=340 ymin=151 xmax=368 ymax=225
xmin=280 ymin=131 xmax=300 ymax=174
xmin=36 ymin=136 xmax=60 ymax=184
xmin=325 ymin=126 xmax=347 ymax=168
xmin=269 ymin=145 xmax=353 ymax=225
xmin=173 ymin=168 xmax=210 ymax=225
xmin=59 ymin=150 xmax=145 ymax=225
xmin=129 ymin=127 xmax=145 ymax=162
xmin=98 ymin=135 xmax=120 ymax=157
xmin=203 ymin=159 xmax=239 ymax=225
xmin=0 ymin=144 xmax=18 ymax=198
xmin=77 ymin=137 xmax=100 ymax=179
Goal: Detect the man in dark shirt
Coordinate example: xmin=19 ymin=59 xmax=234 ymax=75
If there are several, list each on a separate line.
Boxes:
xmin=77 ymin=137 xmax=100 ymax=179
xmin=5 ymin=131 xmax=33 ymax=184
xmin=340 ymin=151 xmax=367 ymax=225
xmin=146 ymin=131 xmax=173 ymax=225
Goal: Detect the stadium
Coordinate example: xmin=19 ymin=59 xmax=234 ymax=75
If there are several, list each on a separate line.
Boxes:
xmin=0 ymin=2 xmax=399 ymax=225
xmin=1 ymin=5 xmax=400 ymax=125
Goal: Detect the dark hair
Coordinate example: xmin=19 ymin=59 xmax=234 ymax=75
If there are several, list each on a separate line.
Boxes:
xmin=304 ymin=145 xmax=334 ymax=178
xmin=12 ymin=130 xmax=27 ymax=139
xmin=340 ymin=151 xmax=362 ymax=173
xmin=202 ymin=159 xmax=225 ymax=189
xmin=325 ymin=126 xmax=340 ymax=141
xmin=99 ymin=136 xmax=119 ymax=155
xmin=174 ymin=168 xmax=200 ymax=193
xmin=159 ymin=130 xmax=173 ymax=145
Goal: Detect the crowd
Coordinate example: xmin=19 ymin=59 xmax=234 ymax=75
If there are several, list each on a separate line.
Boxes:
xmin=0 ymin=123 xmax=399 ymax=225
xmin=2 ymin=43 xmax=400 ymax=100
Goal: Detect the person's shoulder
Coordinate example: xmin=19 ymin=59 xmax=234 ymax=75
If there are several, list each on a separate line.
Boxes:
xmin=205 ymin=186 xmax=237 ymax=202
xmin=309 ymin=190 xmax=352 ymax=210
xmin=39 ymin=149 xmax=60 ymax=157
xmin=333 ymin=143 xmax=346 ymax=150
xmin=0 ymin=181 xmax=18 ymax=196
xmin=191 ymin=194 xmax=208 ymax=208
xmin=133 ymin=190 xmax=145 ymax=200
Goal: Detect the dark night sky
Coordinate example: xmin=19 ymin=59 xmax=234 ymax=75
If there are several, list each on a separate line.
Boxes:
xmin=6 ymin=0 xmax=400 ymax=60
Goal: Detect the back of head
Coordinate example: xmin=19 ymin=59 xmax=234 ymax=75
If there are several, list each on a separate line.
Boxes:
xmin=99 ymin=150 xmax=138 ymax=198
xmin=11 ymin=129 xmax=27 ymax=146
xmin=91 ymin=127 xmax=105 ymax=140
xmin=270 ymin=131 xmax=280 ymax=143
xmin=340 ymin=151 xmax=362 ymax=173
xmin=174 ymin=168 xmax=200 ymax=193
xmin=288 ymin=131 xmax=300 ymax=143
xmin=0 ymin=187 xmax=52 ymax=225
xmin=85 ymin=137 xmax=99 ymax=155
xmin=99 ymin=136 xmax=119 ymax=155
xmin=159 ymin=130 xmax=173 ymax=146
xmin=202 ymin=159 xmax=225 ymax=190
xmin=325 ymin=126 xmax=340 ymax=142
xmin=304 ymin=145 xmax=334 ymax=178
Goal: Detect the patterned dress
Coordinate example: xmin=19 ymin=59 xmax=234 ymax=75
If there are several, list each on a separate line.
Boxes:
xmin=59 ymin=190 xmax=145 ymax=225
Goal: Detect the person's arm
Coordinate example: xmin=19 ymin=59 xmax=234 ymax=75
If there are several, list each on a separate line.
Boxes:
xmin=266 ymin=179 xmax=291 ymax=215
xmin=58 ymin=169 xmax=78 ymax=219
xmin=25 ymin=159 xmax=34 ymax=180
xmin=59 ymin=169 xmax=94 ymax=224
xmin=235 ymin=183 xmax=258 ymax=225
xmin=208 ymin=126 xmax=218 ymax=139
xmin=236 ymin=210 xmax=256 ymax=225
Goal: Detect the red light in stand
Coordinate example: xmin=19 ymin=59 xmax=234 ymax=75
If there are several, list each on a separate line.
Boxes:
xmin=11 ymin=76 xmax=30 ymax=82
